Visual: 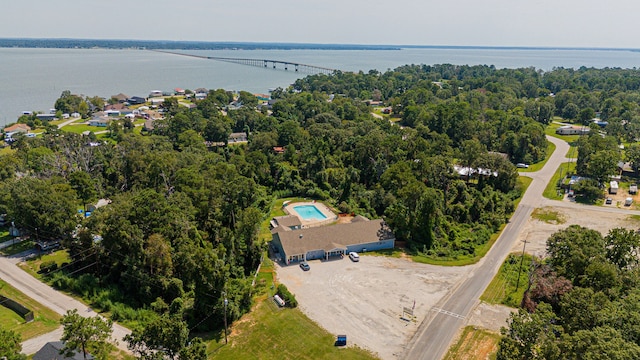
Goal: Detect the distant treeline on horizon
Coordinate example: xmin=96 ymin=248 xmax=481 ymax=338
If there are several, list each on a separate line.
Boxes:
xmin=0 ymin=38 xmax=401 ymax=51
xmin=2 ymin=38 xmax=639 ymax=52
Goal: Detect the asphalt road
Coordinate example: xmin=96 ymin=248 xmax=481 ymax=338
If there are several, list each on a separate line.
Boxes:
xmin=0 ymin=255 xmax=132 ymax=354
xmin=402 ymin=136 xmax=571 ymax=360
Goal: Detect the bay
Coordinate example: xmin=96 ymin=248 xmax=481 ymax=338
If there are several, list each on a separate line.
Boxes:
xmin=2 ymin=47 xmax=640 ymax=125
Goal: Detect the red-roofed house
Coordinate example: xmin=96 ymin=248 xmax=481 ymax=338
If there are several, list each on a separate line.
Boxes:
xmin=4 ymin=123 xmax=31 ymax=133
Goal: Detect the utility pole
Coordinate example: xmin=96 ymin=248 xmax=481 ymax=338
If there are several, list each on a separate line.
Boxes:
xmin=515 ymin=239 xmax=528 ymax=290
xmin=223 ymin=292 xmax=228 ymax=344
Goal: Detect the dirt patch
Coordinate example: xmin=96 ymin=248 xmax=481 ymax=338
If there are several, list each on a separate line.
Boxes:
xmin=512 ymin=204 xmax=640 ymax=258
xmin=445 ymin=326 xmax=499 ymax=360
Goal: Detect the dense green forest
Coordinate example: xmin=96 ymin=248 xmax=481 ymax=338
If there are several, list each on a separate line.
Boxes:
xmin=3 ymin=64 xmax=640 ymax=355
xmin=498 ymin=226 xmax=640 ymax=359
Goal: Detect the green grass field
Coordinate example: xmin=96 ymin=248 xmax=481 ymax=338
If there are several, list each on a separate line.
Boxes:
xmin=207 ymin=301 xmax=378 ymax=360
xmin=60 ymin=123 xmax=103 ymax=134
xmin=21 ymin=250 xmax=71 ymax=278
xmin=480 ymin=253 xmax=534 ymax=307
xmin=204 ymin=255 xmax=378 ymax=360
xmin=0 ymin=279 xmax=61 ymax=340
xmin=443 ymin=326 xmax=499 ymax=360
xmin=543 ymin=162 xmax=576 ymax=200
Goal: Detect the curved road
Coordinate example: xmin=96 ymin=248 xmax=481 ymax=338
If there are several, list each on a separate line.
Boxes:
xmin=403 ymin=136 xmax=574 ymax=360
xmin=0 ymin=255 xmax=131 ymax=354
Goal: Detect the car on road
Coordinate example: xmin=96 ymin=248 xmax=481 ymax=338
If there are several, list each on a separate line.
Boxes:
xmin=516 ymin=163 xmax=529 ymax=168
xmin=299 ymin=261 xmax=310 ymax=271
xmin=606 ymin=197 xmax=613 ymax=205
xmin=348 ymin=252 xmax=360 ymax=262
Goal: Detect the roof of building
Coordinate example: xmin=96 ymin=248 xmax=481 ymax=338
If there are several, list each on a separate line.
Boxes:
xmin=111 ymin=93 xmax=129 ymax=101
xmin=275 ymin=219 xmax=394 ymax=255
xmin=33 ymin=341 xmax=94 ymax=360
xmin=4 ymin=123 xmax=31 ymax=132
xmin=274 ymin=215 xmax=302 ymax=228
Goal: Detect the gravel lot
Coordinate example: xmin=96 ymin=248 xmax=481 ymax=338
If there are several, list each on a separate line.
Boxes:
xmin=510 ymin=203 xmax=640 ymax=257
xmin=275 ymin=256 xmax=470 ymax=359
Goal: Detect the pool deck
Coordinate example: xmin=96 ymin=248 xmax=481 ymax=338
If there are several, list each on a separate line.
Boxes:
xmin=283 ymin=201 xmax=337 ymax=228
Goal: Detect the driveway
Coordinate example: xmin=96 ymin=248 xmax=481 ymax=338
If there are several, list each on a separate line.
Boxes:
xmin=276 ymin=256 xmax=469 ymax=359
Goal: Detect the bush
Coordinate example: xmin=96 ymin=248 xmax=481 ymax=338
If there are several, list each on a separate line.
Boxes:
xmin=39 ymin=260 xmax=58 ymax=274
xmin=276 ymin=284 xmax=298 ymax=308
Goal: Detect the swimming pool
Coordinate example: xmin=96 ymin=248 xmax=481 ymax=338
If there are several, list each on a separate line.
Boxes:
xmin=293 ymin=205 xmax=327 ymax=220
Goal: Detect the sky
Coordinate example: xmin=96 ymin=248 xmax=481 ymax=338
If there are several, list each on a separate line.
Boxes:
xmin=1 ymin=0 xmax=640 ymax=48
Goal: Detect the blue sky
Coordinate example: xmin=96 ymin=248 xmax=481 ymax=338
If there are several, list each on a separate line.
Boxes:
xmin=1 ymin=0 xmax=639 ymax=48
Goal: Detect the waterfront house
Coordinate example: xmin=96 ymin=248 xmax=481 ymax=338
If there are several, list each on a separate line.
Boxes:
xmin=111 ymin=93 xmax=129 ymax=103
xmin=174 ymin=88 xmax=185 ymax=95
xmin=149 ymin=90 xmax=163 ymax=98
xmin=4 ymin=123 xmax=31 ymax=134
xmin=127 ymin=96 xmax=147 ymax=105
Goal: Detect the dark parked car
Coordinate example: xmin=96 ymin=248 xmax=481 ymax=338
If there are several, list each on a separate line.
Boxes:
xmin=299 ymin=261 xmax=310 ymax=271
xmin=606 ymin=197 xmax=613 ymax=205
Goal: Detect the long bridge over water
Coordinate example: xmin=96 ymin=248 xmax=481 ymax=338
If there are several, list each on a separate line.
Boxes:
xmin=152 ymin=50 xmax=338 ymax=75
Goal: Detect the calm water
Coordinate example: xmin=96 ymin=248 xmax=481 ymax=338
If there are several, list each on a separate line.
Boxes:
xmin=294 ymin=205 xmax=327 ymax=220
xmin=2 ymin=47 xmax=640 ymax=125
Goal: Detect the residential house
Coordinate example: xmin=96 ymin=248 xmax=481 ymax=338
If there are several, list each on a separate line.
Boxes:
xmin=555 ymin=125 xmax=590 ymax=135
xmin=111 ymin=93 xmax=129 ymax=103
xmin=4 ymin=123 xmax=31 ymax=134
xmin=149 ymin=90 xmax=163 ymax=98
xmin=36 ymin=114 xmax=56 ymax=121
xmin=174 ymin=88 xmax=185 ymax=96
xmin=127 ymin=96 xmax=147 ymax=105
xmin=88 ymin=116 xmax=111 ymax=127
xmin=33 ymin=341 xmax=94 ymax=360
xmin=228 ymin=132 xmax=248 ymax=143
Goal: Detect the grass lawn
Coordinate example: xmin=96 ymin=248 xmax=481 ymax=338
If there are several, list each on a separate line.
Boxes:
xmin=480 ymin=253 xmax=534 ymax=307
xmin=60 ymin=124 xmax=101 ymax=134
xmin=412 ymin=176 xmax=532 ymax=267
xmin=543 ymin=162 xmax=576 ymax=200
xmin=0 ymin=227 xmax=12 ymax=244
xmin=258 ymin=197 xmax=309 ymax=242
xmin=20 ymin=250 xmax=71 ymax=279
xmin=0 ymin=279 xmax=61 ymax=340
xmin=518 ymin=141 xmax=556 ymax=172
xmin=443 ymin=326 xmax=499 ymax=360
xmin=206 ymin=257 xmax=378 ymax=360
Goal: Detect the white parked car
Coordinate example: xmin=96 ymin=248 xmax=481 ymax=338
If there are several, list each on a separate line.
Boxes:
xmin=348 ymin=252 xmax=360 ymax=262
xmin=516 ymin=163 xmax=529 ymax=168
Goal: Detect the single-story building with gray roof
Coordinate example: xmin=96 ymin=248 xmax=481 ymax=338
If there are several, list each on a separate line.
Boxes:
xmin=271 ymin=218 xmax=395 ymax=264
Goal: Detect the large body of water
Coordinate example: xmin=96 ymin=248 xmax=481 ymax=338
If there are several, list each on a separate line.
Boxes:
xmin=3 ymin=47 xmax=640 ymax=125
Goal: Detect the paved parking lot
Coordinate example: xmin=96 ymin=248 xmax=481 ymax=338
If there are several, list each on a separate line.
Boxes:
xmin=276 ymin=255 xmax=470 ymax=359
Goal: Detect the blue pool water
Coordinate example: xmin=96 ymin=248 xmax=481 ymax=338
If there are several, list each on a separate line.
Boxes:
xmin=294 ymin=205 xmax=327 ymax=220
